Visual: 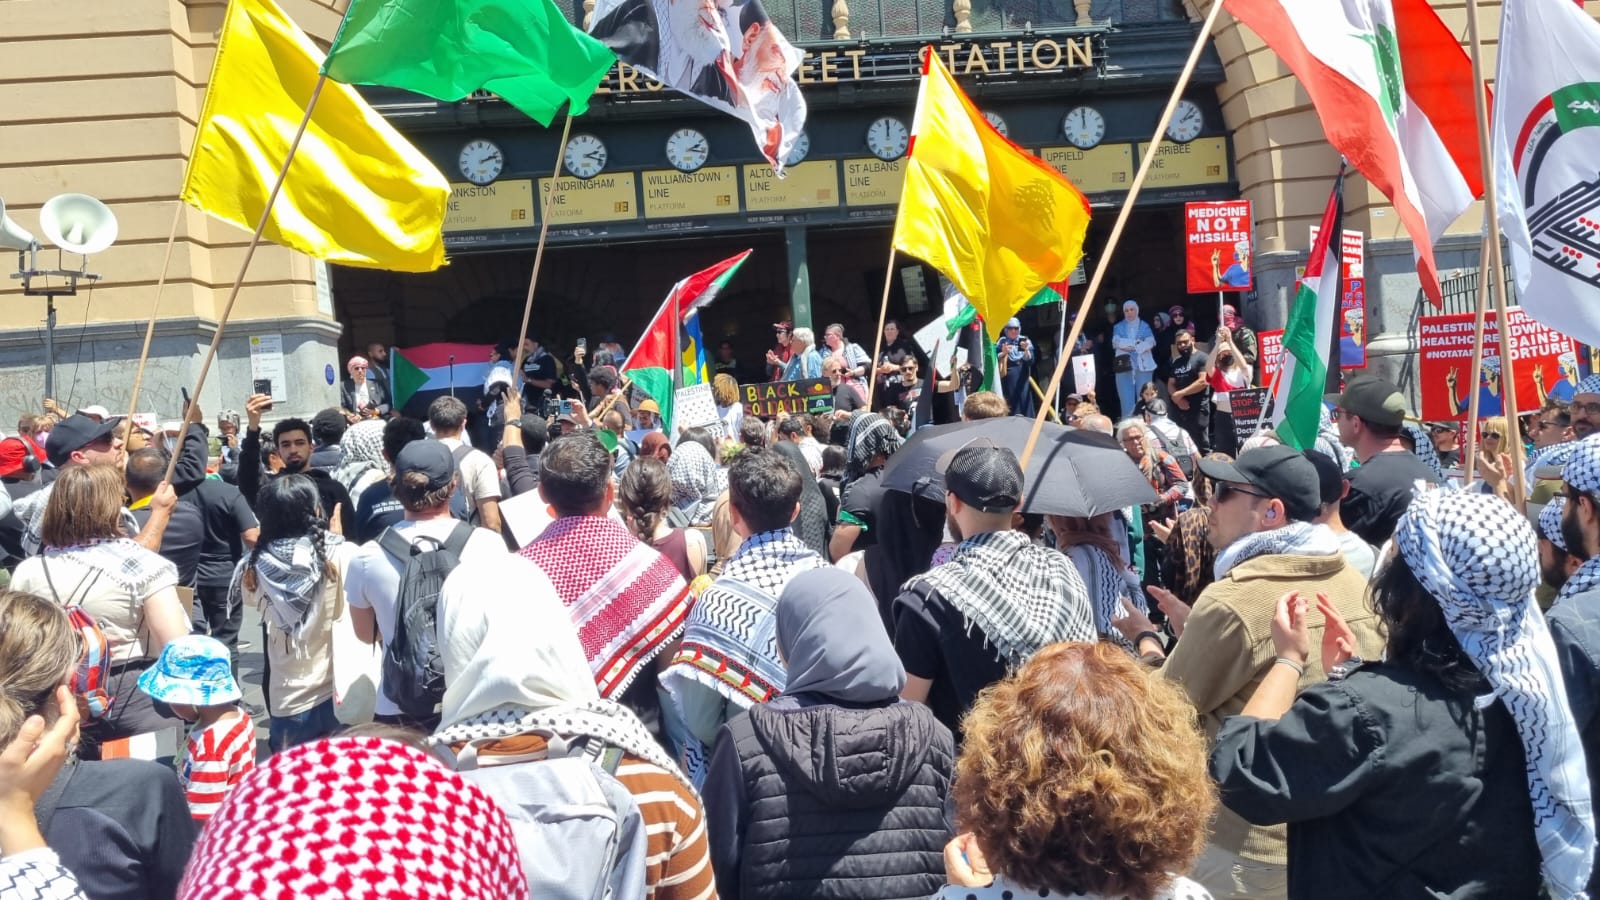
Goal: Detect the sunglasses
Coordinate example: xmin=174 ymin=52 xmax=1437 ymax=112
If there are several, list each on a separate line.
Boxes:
xmin=1216 ymin=482 xmax=1271 ymax=503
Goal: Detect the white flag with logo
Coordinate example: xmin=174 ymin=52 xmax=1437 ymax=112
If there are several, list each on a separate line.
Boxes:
xmin=1494 ymin=0 xmax=1600 ymax=347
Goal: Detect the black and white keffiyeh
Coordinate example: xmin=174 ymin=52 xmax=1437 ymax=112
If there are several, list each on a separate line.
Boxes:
xmin=1530 ymin=441 xmax=1577 ymax=482
xmin=1213 ymin=521 xmax=1342 ymax=581
xmin=332 ymin=419 xmax=388 ymax=499
xmin=228 ymin=534 xmax=342 ymax=635
xmin=912 ymin=530 xmax=1096 ymax=667
xmin=1315 ymin=404 xmax=1353 ymax=472
xmin=1578 ymin=374 xmax=1600 ymax=397
xmin=1559 ymin=435 xmax=1600 ymax=603
xmin=1402 ymin=423 xmax=1447 ymax=482
xmin=1542 ymin=497 xmax=1571 ymax=553
xmin=1065 ymin=543 xmax=1143 ymax=647
xmin=847 ymin=412 xmax=900 ymax=480
xmin=1396 ymin=490 xmax=1595 ymax=897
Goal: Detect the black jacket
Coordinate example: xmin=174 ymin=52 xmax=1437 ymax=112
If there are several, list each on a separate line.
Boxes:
xmin=1210 ymin=663 xmax=1542 ymax=899
xmin=42 ymin=759 xmax=198 ymax=900
xmin=703 ymin=696 xmax=952 ymax=900
xmin=340 ymin=377 xmax=390 ymax=417
xmin=238 ymin=427 xmax=353 ymax=522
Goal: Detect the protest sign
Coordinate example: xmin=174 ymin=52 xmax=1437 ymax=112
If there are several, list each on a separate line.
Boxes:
xmin=1230 ymin=387 xmax=1270 ymax=446
xmin=1259 ymin=329 xmax=1284 ymax=386
xmin=1309 ymin=226 xmax=1368 ymax=370
xmin=1416 ymin=308 xmax=1580 ymax=421
xmin=1185 ymin=200 xmax=1253 ymax=293
xmin=741 ymin=378 xmax=833 ymax=416
xmin=1071 ymin=355 xmax=1095 ymax=395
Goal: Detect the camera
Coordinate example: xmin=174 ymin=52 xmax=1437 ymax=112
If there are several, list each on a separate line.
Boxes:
xmin=540 ymin=389 xmax=562 ymax=420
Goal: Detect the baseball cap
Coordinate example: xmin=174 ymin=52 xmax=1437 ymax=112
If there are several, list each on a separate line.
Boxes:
xmin=46 ymin=413 xmax=122 ymax=467
xmin=136 ymin=635 xmax=241 ymax=707
xmin=938 ymin=442 xmax=1023 ymax=513
xmin=638 ymin=398 xmax=661 ymax=415
xmin=75 ymin=404 xmax=111 ymax=420
xmin=1198 ymin=444 xmax=1321 ymax=522
xmin=773 ymin=320 xmax=794 ymax=332
xmin=1005 ymin=317 xmax=1021 ymax=329
xmin=1329 ymin=375 xmax=1408 ymax=428
xmin=395 ymin=440 xmax=455 ymax=492
xmin=0 ymin=438 xmax=30 ymax=478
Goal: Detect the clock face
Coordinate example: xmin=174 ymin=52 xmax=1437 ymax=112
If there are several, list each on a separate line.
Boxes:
xmin=1166 ymin=100 xmax=1204 ymax=143
xmin=783 ymin=131 xmax=811 ymax=167
xmin=866 ymin=117 xmax=910 ymax=161
xmin=983 ymin=111 xmax=1009 ymax=138
xmin=1062 ymin=107 xmax=1106 ymax=150
xmin=458 ymin=139 xmax=504 ymax=185
xmin=564 ymin=133 xmax=608 ymax=179
xmin=665 ymin=127 xmax=710 ymax=173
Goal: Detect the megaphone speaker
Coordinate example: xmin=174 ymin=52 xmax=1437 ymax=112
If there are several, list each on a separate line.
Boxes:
xmin=0 ymin=198 xmax=37 ymax=253
xmin=40 ymin=193 xmax=117 ymax=255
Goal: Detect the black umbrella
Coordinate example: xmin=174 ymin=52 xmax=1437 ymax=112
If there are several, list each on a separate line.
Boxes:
xmin=880 ymin=417 xmax=1156 ymax=517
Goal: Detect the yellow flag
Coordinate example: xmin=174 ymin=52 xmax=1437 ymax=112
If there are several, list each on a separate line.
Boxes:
xmin=181 ymin=0 xmax=449 ymax=272
xmin=892 ymin=50 xmax=1090 ymax=340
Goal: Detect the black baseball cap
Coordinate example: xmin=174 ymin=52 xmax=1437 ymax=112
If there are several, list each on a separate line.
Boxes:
xmin=1198 ymin=444 xmax=1321 ymax=522
xmin=46 ymin=413 xmax=123 ymax=467
xmin=395 ymin=440 xmax=455 ymax=492
xmin=1301 ymin=448 xmax=1345 ymax=508
xmin=1328 ymin=375 xmax=1408 ymax=428
xmin=939 ymin=442 xmax=1024 ymax=513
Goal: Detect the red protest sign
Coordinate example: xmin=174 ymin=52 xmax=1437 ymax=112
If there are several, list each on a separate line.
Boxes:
xmin=1310 ymin=226 xmax=1368 ymax=370
xmin=1416 ymin=308 xmax=1581 ymax=422
xmin=1185 ymin=200 xmax=1253 ymax=293
xmin=1259 ymin=329 xmax=1284 ymax=386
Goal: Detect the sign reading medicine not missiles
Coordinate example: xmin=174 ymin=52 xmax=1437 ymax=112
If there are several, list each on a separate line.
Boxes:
xmin=1185 ymin=200 xmax=1252 ymax=293
xmin=1416 ymin=308 xmax=1580 ymax=421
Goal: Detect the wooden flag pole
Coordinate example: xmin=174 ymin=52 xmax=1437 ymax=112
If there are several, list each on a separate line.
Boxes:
xmin=1465 ymin=0 xmax=1526 ymax=507
xmin=510 ymin=114 xmax=576 ymax=388
xmin=1019 ymin=0 xmax=1227 ymax=467
xmin=124 ymin=202 xmax=185 ymax=428
xmin=162 ymin=74 xmax=330 ymax=484
xmin=1463 ymin=231 xmax=1492 ymax=485
xmin=865 ymin=246 xmax=896 ymax=410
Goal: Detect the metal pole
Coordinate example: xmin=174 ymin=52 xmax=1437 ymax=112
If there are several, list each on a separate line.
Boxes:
xmin=44 ymin=296 xmax=55 ymax=400
xmin=1055 ymin=292 xmax=1068 ymax=414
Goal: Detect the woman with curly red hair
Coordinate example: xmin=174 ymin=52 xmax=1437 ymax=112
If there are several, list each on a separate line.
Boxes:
xmin=941 ymin=641 xmax=1216 ymax=900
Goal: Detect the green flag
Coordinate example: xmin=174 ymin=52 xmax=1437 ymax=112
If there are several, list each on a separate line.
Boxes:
xmin=322 ymin=0 xmax=616 ymax=126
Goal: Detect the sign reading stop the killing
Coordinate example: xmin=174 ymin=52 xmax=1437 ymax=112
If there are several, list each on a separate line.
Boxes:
xmin=1185 ymin=200 xmax=1253 ymax=293
xmin=1259 ymin=329 xmax=1284 ymax=385
xmin=1416 ymin=308 xmax=1580 ymax=422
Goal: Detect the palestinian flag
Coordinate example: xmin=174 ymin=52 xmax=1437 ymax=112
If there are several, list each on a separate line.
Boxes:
xmin=390 ymin=342 xmax=494 ymax=417
xmin=1223 ymin=0 xmax=1483 ymax=305
xmin=621 ymin=250 xmax=751 ymax=430
xmin=1271 ymin=171 xmax=1344 ymax=450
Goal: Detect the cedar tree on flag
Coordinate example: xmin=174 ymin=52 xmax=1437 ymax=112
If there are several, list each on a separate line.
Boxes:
xmin=181 ymin=0 xmax=449 ymax=272
xmin=1223 ymin=0 xmax=1484 ymax=305
xmin=892 ymin=49 xmax=1091 ymax=341
xmin=622 ymin=250 xmax=752 ymax=429
xmin=322 ymin=0 xmax=617 ymax=126
xmin=1271 ymin=170 xmax=1344 ymax=451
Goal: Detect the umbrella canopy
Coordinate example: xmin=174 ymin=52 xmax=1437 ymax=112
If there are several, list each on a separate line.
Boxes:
xmin=880 ymin=418 xmax=1156 ymax=517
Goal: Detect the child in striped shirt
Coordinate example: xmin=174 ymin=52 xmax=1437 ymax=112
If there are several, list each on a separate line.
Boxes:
xmin=137 ymin=635 xmax=256 ymax=821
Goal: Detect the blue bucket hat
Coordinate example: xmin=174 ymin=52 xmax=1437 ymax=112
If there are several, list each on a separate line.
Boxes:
xmin=137 ymin=635 xmax=241 ymax=707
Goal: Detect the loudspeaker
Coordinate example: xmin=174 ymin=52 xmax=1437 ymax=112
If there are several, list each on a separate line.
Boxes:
xmin=0 ymin=198 xmax=37 ymax=252
xmin=39 ymin=193 xmax=117 ymax=255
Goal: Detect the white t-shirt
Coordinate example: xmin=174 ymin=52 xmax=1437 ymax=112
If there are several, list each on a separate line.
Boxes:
xmin=439 ymin=436 xmax=502 ymax=506
xmin=12 ymin=539 xmax=178 ymax=664
xmin=344 ymin=518 xmax=511 ymax=716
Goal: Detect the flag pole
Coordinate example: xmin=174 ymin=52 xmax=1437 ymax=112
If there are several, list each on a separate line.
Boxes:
xmin=124 ymin=201 xmax=185 ymax=428
xmin=1054 ymin=287 xmax=1068 ymax=414
xmin=1465 ymin=0 xmax=1525 ymax=507
xmin=1020 ymin=0 xmax=1227 ymax=466
xmin=1463 ymin=231 xmax=1492 ymax=485
xmin=865 ymin=247 xmax=896 ymax=410
xmin=163 ymin=73 xmax=331 ymax=484
xmin=510 ymin=114 xmax=577 ymax=392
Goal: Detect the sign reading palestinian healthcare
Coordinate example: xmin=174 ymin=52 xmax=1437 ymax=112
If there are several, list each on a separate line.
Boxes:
xmin=1136 ymin=137 xmax=1229 ymax=187
xmin=1259 ymin=329 xmax=1284 ymax=386
xmin=1185 ymin=200 xmax=1253 ymax=293
xmin=537 ymin=173 xmax=638 ymax=224
xmin=743 ymin=161 xmax=838 ymax=212
xmin=843 ymin=159 xmax=905 ymax=206
xmin=1039 ymin=145 xmax=1135 ymax=194
xmin=444 ymin=180 xmax=534 ymax=232
xmin=1310 ymin=226 xmax=1369 ymax=370
xmin=1416 ymin=308 xmax=1580 ymax=421
xmin=741 ymin=378 xmax=834 ymax=416
xmin=642 ymin=168 xmax=738 ymax=219
xmin=1229 ymin=387 xmax=1271 ymax=446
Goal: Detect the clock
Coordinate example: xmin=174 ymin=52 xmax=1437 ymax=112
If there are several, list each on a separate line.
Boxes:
xmin=564 ymin=133 xmax=608 ymax=179
xmin=458 ymin=139 xmax=504 ymax=185
xmin=983 ymin=111 xmax=1009 ymax=138
xmin=665 ymin=127 xmax=710 ymax=173
xmin=783 ymin=131 xmax=811 ymax=167
xmin=1166 ymin=99 xmax=1204 ymax=143
xmin=1062 ymin=107 xmax=1105 ymax=150
xmin=866 ymin=116 xmax=910 ymax=161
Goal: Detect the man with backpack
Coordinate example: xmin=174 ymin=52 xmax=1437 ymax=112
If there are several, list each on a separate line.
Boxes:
xmin=344 ymin=440 xmax=514 ymax=727
xmin=427 ymin=396 xmax=502 ymax=535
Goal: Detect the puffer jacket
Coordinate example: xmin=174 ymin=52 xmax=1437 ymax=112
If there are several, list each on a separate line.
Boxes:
xmin=702 ymin=696 xmax=953 ymax=900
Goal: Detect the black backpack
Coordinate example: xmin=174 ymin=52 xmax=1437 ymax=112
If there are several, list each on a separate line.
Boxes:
xmin=446 ymin=443 xmax=481 ymax=526
xmin=376 ymin=521 xmax=473 ymax=718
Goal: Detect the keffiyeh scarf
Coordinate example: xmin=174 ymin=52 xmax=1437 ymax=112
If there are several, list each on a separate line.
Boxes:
xmin=521 ymin=516 xmax=691 ymax=697
xmin=229 ymin=534 xmax=343 ymax=635
xmin=1401 ymin=423 xmax=1447 ymax=482
xmin=1213 ymin=521 xmax=1342 ymax=581
xmin=847 ymin=413 xmax=900 ymax=480
xmin=667 ymin=442 xmax=720 ymax=526
xmin=332 ymin=419 xmax=388 ymax=499
xmin=1396 ymin=490 xmax=1595 ymax=897
xmin=912 ymin=530 xmax=1096 ymax=668
xmin=1315 ymin=404 xmax=1352 ymax=472
xmin=1530 ymin=441 xmax=1577 ymax=482
xmin=1542 ymin=497 xmax=1571 ymax=553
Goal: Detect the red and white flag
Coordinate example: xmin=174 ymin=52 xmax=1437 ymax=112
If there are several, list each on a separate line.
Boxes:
xmin=1223 ymin=0 xmax=1484 ymax=305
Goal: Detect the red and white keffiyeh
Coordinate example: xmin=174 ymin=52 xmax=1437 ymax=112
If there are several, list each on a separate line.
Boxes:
xmin=177 ymin=736 xmax=526 ymax=900
xmin=520 ymin=515 xmax=691 ymax=697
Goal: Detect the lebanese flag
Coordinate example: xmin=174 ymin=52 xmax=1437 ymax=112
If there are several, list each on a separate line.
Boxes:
xmin=1271 ymin=172 xmax=1343 ymax=451
xmin=1493 ymin=0 xmax=1600 ymax=349
xmin=1224 ymin=0 xmax=1484 ymax=306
